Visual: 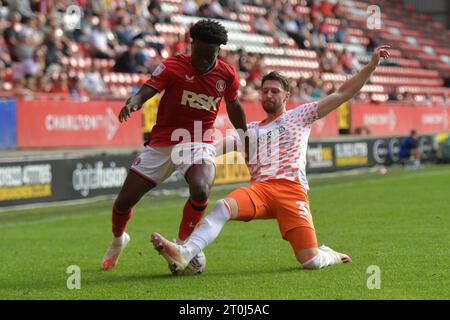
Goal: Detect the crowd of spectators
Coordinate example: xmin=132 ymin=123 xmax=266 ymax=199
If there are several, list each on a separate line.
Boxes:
xmin=0 ymin=0 xmax=448 ymax=107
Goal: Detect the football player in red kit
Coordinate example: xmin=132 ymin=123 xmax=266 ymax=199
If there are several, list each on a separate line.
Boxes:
xmin=101 ymin=20 xmax=247 ymax=271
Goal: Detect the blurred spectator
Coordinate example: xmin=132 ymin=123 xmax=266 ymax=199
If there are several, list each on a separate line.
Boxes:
xmin=439 ymin=93 xmax=449 ymax=108
xmin=332 ymin=0 xmax=344 ymax=19
xmin=310 ymin=27 xmax=327 ymax=53
xmin=114 ymin=15 xmax=139 ymax=45
xmin=241 ymin=83 xmax=259 ymax=101
xmin=223 ymin=0 xmax=242 ymax=14
xmin=113 ymin=39 xmax=149 ymax=73
xmin=88 ymin=18 xmax=117 ymax=59
xmin=82 ymin=63 xmax=108 ymax=95
xmin=309 ymin=72 xmax=324 ymax=98
xmin=11 ymin=32 xmax=34 ymax=62
xmin=183 ymin=0 xmax=198 ymax=16
xmin=290 ymin=77 xmax=315 ymax=102
xmin=210 ymin=0 xmax=227 ymax=19
xmin=43 ymin=33 xmax=65 ymax=70
xmin=237 ymin=48 xmax=252 ymax=73
xmin=401 ymin=91 xmax=416 ymax=105
xmin=9 ymin=0 xmax=34 ymax=19
xmin=338 ymin=49 xmax=353 ymax=74
xmin=68 ymin=76 xmax=88 ymax=100
xmin=319 ymin=0 xmax=334 ymax=17
xmin=319 ymin=48 xmax=338 ymax=73
xmin=354 ymin=126 xmax=371 ymax=136
xmin=366 ymin=36 xmax=379 ymax=54
xmin=280 ymin=13 xmax=306 ymax=49
xmin=48 ymin=72 xmax=69 ymax=94
xmin=399 ymin=130 xmax=421 ymax=168
xmin=246 ymin=58 xmax=264 ymax=88
xmin=3 ymin=12 xmax=23 ymax=50
xmin=170 ymin=33 xmax=187 ymax=56
xmin=334 ymin=20 xmax=348 ymax=43
xmin=252 ymin=13 xmax=276 ymax=37
xmin=421 ymin=93 xmax=433 ymax=107
xmin=13 ymin=46 xmax=45 ymax=79
xmin=350 ymin=52 xmax=361 ymax=73
xmin=198 ymin=2 xmax=212 ymax=18
xmin=148 ymin=0 xmax=170 ymax=24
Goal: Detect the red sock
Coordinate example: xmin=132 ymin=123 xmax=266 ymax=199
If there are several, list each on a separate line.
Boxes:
xmin=178 ymin=198 xmax=208 ymax=241
xmin=112 ymin=204 xmax=133 ymax=237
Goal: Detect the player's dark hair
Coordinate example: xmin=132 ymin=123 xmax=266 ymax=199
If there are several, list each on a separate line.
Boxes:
xmin=261 ymin=71 xmax=290 ymax=91
xmin=189 ymin=19 xmax=228 ymax=46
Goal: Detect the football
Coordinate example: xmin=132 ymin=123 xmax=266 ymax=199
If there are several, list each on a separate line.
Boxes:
xmin=176 ymin=251 xmax=206 ymax=276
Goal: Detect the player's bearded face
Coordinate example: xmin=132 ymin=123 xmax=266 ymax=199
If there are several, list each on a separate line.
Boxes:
xmin=191 ymin=39 xmax=220 ymax=73
xmin=261 ymin=80 xmax=289 ymax=114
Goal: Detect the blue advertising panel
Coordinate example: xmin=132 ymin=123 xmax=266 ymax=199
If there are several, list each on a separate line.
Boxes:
xmin=0 ymin=99 xmax=16 ymax=150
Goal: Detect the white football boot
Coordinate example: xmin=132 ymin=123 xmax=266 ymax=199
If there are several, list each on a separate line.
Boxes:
xmin=320 ymin=245 xmax=352 ymax=264
xmin=101 ymin=232 xmax=130 ymax=270
xmin=151 ymin=232 xmax=190 ymax=273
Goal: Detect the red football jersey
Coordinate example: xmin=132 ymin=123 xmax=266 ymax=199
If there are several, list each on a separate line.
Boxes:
xmin=144 ymin=54 xmax=240 ymax=146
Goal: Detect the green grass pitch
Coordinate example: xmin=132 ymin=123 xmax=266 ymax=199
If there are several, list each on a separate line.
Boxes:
xmin=1 ymin=164 xmax=449 ymax=299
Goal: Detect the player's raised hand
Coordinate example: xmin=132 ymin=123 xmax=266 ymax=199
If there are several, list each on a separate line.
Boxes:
xmin=369 ymin=45 xmax=391 ymax=68
xmin=118 ymin=96 xmax=142 ymax=123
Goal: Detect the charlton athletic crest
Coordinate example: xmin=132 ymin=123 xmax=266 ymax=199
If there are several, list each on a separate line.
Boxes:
xmin=216 ymin=79 xmax=226 ymax=92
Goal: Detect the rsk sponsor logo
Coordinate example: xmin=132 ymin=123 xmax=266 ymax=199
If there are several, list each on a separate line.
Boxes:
xmin=181 ymin=90 xmax=221 ymax=111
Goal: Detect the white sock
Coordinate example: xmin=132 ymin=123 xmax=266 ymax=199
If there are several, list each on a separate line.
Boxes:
xmin=183 ymin=200 xmax=231 ymax=261
xmin=302 ymin=246 xmax=342 ymax=269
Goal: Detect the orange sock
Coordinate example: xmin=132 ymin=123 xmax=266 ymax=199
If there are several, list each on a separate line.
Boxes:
xmin=178 ymin=198 xmax=208 ymax=241
xmin=112 ymin=204 xmax=133 ymax=237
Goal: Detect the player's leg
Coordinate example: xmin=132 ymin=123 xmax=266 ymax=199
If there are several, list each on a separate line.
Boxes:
xmin=183 ymin=183 xmax=271 ymax=257
xmin=151 ymin=198 xmax=232 ymax=271
xmin=176 ymin=144 xmax=217 ymax=241
xmin=113 ymin=170 xmax=156 ymax=236
xmin=285 ymin=227 xmax=351 ymax=269
xmin=411 ymin=147 xmax=421 ymax=167
xmin=102 ymin=171 xmax=156 ymax=270
xmin=275 ymin=180 xmax=351 ymax=269
xmin=102 ymin=146 xmax=173 ymax=270
xmin=151 ymin=183 xmax=270 ymax=270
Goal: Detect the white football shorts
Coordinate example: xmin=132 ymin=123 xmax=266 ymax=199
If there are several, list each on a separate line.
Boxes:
xmin=130 ymin=142 xmax=216 ymax=185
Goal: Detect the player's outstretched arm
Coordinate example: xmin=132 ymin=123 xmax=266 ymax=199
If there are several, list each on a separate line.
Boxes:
xmin=118 ymin=85 xmax=159 ymax=123
xmin=317 ymin=45 xmax=390 ymax=119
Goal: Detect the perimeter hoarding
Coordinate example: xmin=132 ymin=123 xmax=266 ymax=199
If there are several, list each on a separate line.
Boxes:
xmin=15 ymin=100 xmax=142 ymax=148
xmin=0 ymin=99 xmax=16 ymax=150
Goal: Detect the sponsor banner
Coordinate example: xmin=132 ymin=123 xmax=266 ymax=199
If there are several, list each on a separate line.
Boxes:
xmin=0 ymin=162 xmax=54 ymax=205
xmin=215 ymin=152 xmax=250 ymax=185
xmin=0 ymin=151 xmax=190 ymax=207
xmin=334 ymin=141 xmax=369 ymax=167
xmin=0 ymin=99 xmax=17 ymax=150
xmin=0 ymin=154 xmax=136 ymax=207
xmin=307 ymin=143 xmax=334 ymax=169
xmin=16 ymin=100 xmax=142 ymax=148
xmin=351 ymin=103 xmax=450 ymax=136
xmin=416 ymin=108 xmax=450 ymax=133
xmin=366 ymin=134 xmax=435 ymax=166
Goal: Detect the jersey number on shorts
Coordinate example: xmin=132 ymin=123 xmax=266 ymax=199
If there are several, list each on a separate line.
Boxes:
xmin=296 ymin=201 xmax=309 ymax=219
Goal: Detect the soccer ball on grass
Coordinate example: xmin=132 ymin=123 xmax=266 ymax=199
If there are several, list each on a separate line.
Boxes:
xmin=175 ymin=251 xmax=206 ymax=276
